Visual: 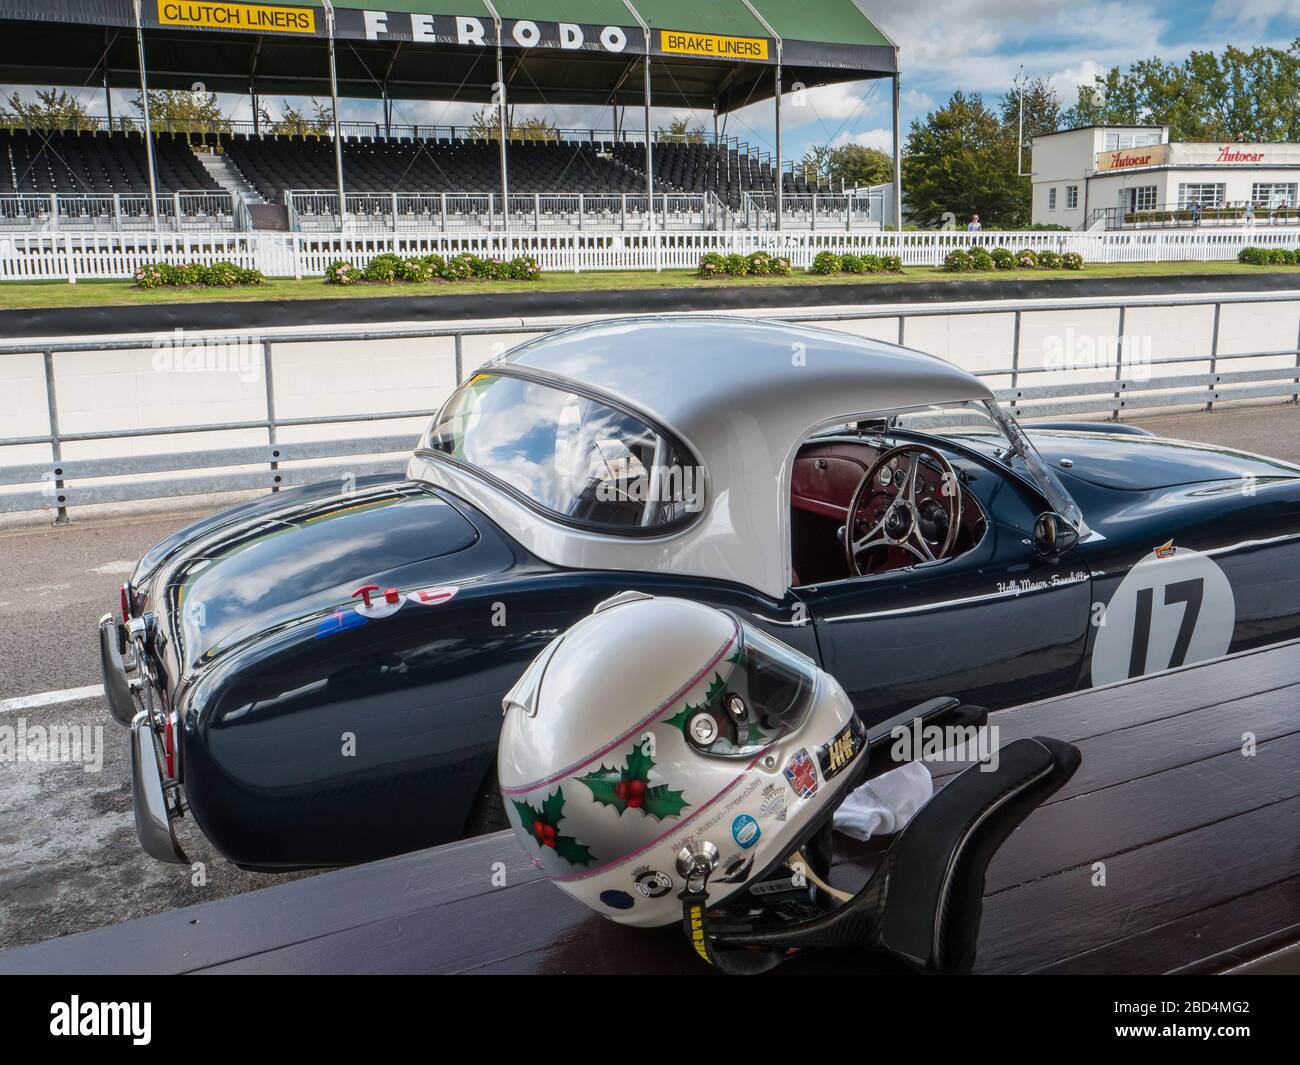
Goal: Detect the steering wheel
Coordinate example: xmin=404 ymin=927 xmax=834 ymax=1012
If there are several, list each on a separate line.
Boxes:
xmin=844 ymin=444 xmax=963 ymax=576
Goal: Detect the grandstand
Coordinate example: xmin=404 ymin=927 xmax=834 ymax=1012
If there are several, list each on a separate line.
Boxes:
xmin=0 ymin=125 xmax=884 ymax=232
xmin=0 ymin=0 xmax=901 ymax=244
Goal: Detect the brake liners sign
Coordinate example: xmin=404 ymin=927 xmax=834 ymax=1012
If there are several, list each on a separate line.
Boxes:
xmin=661 ymin=30 xmax=768 ymax=61
xmin=158 ymin=1 xmax=316 ymax=34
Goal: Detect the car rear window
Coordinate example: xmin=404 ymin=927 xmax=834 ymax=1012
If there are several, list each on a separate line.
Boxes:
xmin=425 ymin=373 xmax=703 ymax=533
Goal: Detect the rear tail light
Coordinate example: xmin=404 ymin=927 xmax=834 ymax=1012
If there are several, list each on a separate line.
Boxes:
xmin=163 ymin=714 xmax=175 ymax=779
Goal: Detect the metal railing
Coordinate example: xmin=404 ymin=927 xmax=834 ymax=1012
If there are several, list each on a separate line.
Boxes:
xmin=1 ymin=292 xmax=1296 ymax=521
xmin=740 ymin=189 xmax=887 ymax=230
xmin=4 ymin=226 xmax=1300 ymax=282
xmin=0 ymin=192 xmax=239 ymax=232
xmin=285 ymin=190 xmax=725 ymax=233
xmin=1094 ymin=201 xmax=1300 ymax=230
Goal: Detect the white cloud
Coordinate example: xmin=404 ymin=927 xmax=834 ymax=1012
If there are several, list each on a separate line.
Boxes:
xmin=1211 ymin=0 xmax=1300 ymax=26
xmin=830 ymin=128 xmax=894 ymax=151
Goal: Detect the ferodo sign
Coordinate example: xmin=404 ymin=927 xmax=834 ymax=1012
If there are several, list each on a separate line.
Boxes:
xmin=158 ymin=1 xmax=315 ymax=32
xmin=147 ymin=3 xmax=776 ymax=61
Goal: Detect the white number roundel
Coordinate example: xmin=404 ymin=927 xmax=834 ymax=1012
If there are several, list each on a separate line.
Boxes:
xmin=1091 ymin=546 xmax=1235 ymax=687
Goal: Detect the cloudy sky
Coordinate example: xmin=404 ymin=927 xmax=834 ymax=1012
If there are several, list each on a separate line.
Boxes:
xmin=29 ymin=0 xmax=1300 ymax=164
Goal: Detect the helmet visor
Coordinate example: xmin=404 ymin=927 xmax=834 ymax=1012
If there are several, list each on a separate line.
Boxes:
xmin=680 ymin=620 xmax=817 ymax=759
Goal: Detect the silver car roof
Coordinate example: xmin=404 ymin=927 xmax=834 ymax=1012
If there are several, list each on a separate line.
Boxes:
xmin=497 ymin=315 xmax=993 ymax=447
xmin=412 ymin=315 xmax=993 ymax=599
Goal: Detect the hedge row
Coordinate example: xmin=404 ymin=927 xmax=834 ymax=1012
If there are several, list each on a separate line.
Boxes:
xmin=326 ymin=252 xmax=543 ymax=285
xmin=697 ymin=251 xmax=793 ymax=278
xmin=942 ymin=247 xmax=1083 ymax=272
xmin=133 ymin=261 xmax=266 ymax=289
xmin=1238 ymin=246 xmax=1300 ymax=266
xmin=809 ymin=251 xmax=903 ymax=275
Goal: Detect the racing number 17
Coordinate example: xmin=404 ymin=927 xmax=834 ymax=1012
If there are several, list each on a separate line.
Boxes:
xmin=1128 ymin=578 xmax=1205 ymax=678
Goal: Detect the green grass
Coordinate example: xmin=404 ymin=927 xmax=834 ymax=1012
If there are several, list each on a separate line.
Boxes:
xmin=0 ymin=259 xmax=1293 ymax=310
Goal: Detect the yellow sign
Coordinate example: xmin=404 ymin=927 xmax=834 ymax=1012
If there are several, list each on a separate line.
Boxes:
xmin=661 ymin=30 xmax=769 ymax=61
xmin=157 ymin=1 xmax=316 ymax=34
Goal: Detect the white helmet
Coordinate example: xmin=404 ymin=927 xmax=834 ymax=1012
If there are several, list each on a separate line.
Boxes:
xmin=497 ymin=592 xmax=865 ymax=929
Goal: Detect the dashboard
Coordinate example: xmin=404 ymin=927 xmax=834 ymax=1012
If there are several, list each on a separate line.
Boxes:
xmin=791 ymin=437 xmax=988 ymax=585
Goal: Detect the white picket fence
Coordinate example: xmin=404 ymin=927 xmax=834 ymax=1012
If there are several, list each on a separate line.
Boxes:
xmin=2 ymin=225 xmax=1299 ymax=282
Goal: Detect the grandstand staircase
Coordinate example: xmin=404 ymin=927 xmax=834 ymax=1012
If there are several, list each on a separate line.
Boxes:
xmin=192 ymin=145 xmax=288 ymax=230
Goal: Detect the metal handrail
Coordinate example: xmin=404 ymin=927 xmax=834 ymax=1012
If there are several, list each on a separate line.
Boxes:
xmin=1 ymin=292 xmax=1297 ymax=520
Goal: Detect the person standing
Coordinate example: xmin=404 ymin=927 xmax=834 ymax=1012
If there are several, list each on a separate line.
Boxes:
xmin=967 ymin=214 xmax=982 ymax=232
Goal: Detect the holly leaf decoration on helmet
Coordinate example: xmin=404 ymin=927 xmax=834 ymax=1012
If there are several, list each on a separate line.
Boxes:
xmin=511 ymin=789 xmax=595 ymax=866
xmin=577 ymin=744 xmax=689 ymax=820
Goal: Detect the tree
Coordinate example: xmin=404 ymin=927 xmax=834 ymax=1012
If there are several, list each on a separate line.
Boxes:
xmin=902 ymin=90 xmax=1025 ymax=228
xmin=657 ymin=116 xmax=705 ymax=143
xmin=263 ymin=100 xmax=334 ymax=137
xmin=798 ymin=143 xmax=893 ymax=188
xmin=135 ymin=89 xmax=230 ymax=134
xmin=0 ymin=88 xmax=94 ymax=131
xmin=1058 ymin=43 xmax=1300 ymax=142
xmin=468 ymin=107 xmax=558 ymax=142
xmin=1000 ymin=77 xmax=1061 ymax=142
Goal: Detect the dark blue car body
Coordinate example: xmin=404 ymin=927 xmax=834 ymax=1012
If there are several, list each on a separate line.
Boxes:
xmin=117 ymin=423 xmax=1300 ymax=869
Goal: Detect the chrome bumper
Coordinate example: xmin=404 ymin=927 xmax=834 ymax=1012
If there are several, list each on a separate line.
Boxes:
xmin=100 ymin=610 xmax=188 ymax=863
xmin=98 ymin=613 xmax=136 ymax=727
xmin=130 ymin=710 xmax=188 ymax=865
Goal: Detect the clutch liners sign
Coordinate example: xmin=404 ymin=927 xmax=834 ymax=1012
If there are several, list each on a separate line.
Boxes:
xmin=158 ymin=1 xmax=316 ymax=33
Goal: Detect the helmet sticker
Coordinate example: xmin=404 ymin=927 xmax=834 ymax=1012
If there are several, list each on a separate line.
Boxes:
xmin=510 ymin=789 xmax=596 ymax=867
xmin=731 ymin=814 xmax=761 ymax=849
xmin=760 ymin=783 xmax=788 ymax=822
xmin=783 ymin=748 xmax=818 ymax=799
xmin=599 ymin=890 xmax=636 ymax=910
xmin=576 ymin=743 xmax=690 ymax=820
xmin=817 ymin=718 xmax=866 ymax=782
xmin=633 ymin=868 xmax=673 ymax=898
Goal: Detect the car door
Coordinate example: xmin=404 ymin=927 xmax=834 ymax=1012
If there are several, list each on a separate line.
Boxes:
xmin=801 ymin=465 xmax=1094 ymax=725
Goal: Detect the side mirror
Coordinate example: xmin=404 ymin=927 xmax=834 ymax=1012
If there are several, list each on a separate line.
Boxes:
xmin=1033 ymin=512 xmax=1079 ymax=558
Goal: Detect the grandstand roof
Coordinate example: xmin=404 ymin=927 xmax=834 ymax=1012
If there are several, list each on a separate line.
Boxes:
xmin=0 ymin=0 xmax=897 ymax=112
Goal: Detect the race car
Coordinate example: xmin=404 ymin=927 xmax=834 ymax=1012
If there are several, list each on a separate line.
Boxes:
xmin=98 ymin=315 xmax=1300 ymax=868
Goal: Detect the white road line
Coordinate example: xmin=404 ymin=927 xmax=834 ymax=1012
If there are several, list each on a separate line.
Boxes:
xmin=0 ymin=685 xmax=105 ymax=714
xmin=92 ymin=560 xmax=136 ymax=575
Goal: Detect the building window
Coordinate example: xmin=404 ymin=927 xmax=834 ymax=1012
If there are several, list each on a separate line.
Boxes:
xmin=1048 ymin=187 xmax=1057 ymax=211
xmin=1178 ymin=183 xmax=1226 ymax=207
xmin=1104 ymin=132 xmax=1163 ymax=151
xmin=1065 ymin=185 xmax=1079 ymax=209
xmin=1133 ymin=186 xmax=1157 ymax=211
xmin=1251 ymin=182 xmax=1297 ymax=207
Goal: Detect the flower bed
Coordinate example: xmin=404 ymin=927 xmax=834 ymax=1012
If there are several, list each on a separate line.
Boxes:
xmin=941 ymin=246 xmax=1083 ymax=273
xmin=325 ymin=253 xmax=543 ymax=286
xmin=133 ymin=261 xmax=266 ymax=289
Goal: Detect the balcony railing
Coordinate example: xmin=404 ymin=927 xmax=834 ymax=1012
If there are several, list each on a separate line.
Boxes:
xmin=0 ymin=192 xmax=239 ymax=232
xmin=1094 ymin=201 xmax=1300 ymax=230
xmin=284 ymin=190 xmax=729 ymax=233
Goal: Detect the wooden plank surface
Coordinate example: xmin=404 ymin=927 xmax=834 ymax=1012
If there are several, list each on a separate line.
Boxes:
xmin=3 ymin=639 xmax=1298 ymax=975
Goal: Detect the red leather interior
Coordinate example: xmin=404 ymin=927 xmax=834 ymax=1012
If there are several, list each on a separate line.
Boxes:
xmin=790 ymin=439 xmax=987 ymax=586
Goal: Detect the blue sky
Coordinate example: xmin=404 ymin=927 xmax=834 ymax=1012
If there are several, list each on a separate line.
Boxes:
xmin=24 ymin=0 xmax=1300 ymax=164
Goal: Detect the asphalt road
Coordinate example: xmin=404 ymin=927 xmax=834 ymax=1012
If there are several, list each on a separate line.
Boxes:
xmin=0 ymin=403 xmax=1297 ymax=953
